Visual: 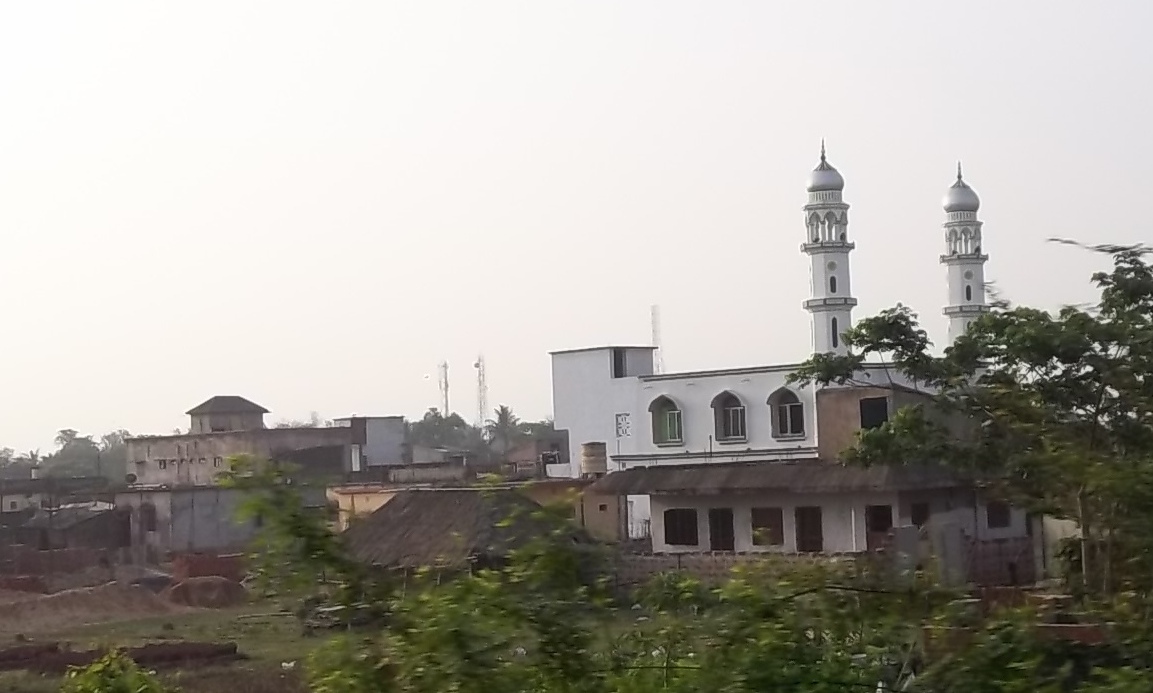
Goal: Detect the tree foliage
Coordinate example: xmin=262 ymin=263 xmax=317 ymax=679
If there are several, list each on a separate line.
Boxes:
xmin=789 ymin=242 xmax=1153 ymax=596
xmin=221 ymin=444 xmax=1153 ymax=693
xmin=60 ymin=651 xmax=173 ymax=693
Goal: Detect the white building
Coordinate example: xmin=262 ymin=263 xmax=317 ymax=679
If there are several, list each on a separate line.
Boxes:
xmin=550 ymin=147 xmax=1026 ymax=566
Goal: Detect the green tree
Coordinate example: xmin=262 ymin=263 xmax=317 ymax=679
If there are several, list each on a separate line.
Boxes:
xmin=408 ymin=408 xmax=488 ymax=459
xmin=485 ymin=405 xmax=527 ymax=461
xmin=788 ymin=242 xmax=1153 ymax=596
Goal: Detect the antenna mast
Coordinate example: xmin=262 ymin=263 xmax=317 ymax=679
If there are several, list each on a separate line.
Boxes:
xmin=437 ymin=361 xmax=450 ymax=415
xmin=650 ymin=304 xmax=664 ymax=374
xmin=473 ymin=354 xmax=488 ymax=427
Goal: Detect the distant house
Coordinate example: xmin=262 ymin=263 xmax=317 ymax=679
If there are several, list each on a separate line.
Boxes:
xmin=0 ymin=477 xmax=112 ymax=515
xmin=590 ymin=461 xmax=1028 ymax=555
xmin=187 ymin=395 xmax=270 ymax=434
xmin=16 ymin=503 xmax=131 ymax=551
xmin=126 ymin=396 xmax=409 ymax=487
xmin=115 ymin=485 xmax=328 ymax=563
xmin=342 ymin=488 xmax=588 ymax=570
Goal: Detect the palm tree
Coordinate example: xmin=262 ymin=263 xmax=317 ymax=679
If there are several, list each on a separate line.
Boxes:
xmin=485 ymin=405 xmax=525 ymax=461
xmin=54 ymin=429 xmax=80 ymax=450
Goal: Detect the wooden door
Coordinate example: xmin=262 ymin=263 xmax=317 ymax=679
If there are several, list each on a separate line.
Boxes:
xmin=795 ymin=506 xmax=824 ymax=553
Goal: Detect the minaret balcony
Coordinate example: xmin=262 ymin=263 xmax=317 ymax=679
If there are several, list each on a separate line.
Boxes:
xmin=940 ymin=252 xmax=988 ymax=265
xmin=804 ymin=296 xmax=859 ymax=311
xmin=802 ymin=240 xmax=856 ymax=254
xmin=944 ymin=304 xmax=990 ymax=317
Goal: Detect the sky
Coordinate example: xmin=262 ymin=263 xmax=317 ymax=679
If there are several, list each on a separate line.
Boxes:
xmin=1 ymin=1 xmax=1151 ymax=452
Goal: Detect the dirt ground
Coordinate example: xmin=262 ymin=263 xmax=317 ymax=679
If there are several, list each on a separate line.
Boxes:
xmin=0 ymin=583 xmax=184 ymax=635
xmin=0 ymin=600 xmax=314 ymax=693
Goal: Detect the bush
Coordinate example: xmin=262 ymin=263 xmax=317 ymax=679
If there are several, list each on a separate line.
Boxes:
xmin=61 ymin=651 xmax=174 ymax=693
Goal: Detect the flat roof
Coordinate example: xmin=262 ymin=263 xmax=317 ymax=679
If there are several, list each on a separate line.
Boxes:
xmin=549 ymin=345 xmax=657 ymax=355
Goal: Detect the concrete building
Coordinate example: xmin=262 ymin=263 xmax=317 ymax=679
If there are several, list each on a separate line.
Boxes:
xmin=552 ymin=148 xmax=1026 ymax=556
xmin=126 ymin=397 xmax=412 ymax=486
xmin=187 ymin=396 xmax=269 ymax=434
xmin=115 ymin=485 xmax=328 ymax=562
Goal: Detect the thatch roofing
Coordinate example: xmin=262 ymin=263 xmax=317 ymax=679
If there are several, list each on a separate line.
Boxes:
xmin=589 ymin=461 xmax=967 ymax=496
xmin=341 ymin=488 xmax=584 ymax=569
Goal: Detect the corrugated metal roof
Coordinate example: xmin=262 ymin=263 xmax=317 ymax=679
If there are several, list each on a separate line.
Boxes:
xmin=23 ymin=504 xmax=117 ymax=530
xmin=342 ymin=488 xmax=586 ymax=569
xmin=588 ymin=461 xmax=966 ymax=496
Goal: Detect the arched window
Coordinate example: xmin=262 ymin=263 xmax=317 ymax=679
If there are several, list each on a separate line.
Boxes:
xmin=829 ymin=276 xmax=838 ymax=294
xmin=965 ymin=284 xmax=973 ymax=301
xmin=831 ymin=317 xmax=840 ymax=349
xmin=711 ymin=391 xmax=746 ymax=441
xmin=768 ymin=388 xmax=805 ymax=437
xmin=648 ymin=396 xmax=683 ymax=445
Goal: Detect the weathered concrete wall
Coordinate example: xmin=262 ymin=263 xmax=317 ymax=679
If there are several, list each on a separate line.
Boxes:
xmin=115 ymin=486 xmax=328 ymax=561
xmin=816 ymin=386 xmax=931 ymax=461
xmin=190 ymin=412 xmax=265 ymax=434
xmin=650 ymin=490 xmax=900 ymax=554
xmin=127 ymin=427 xmax=352 ymax=486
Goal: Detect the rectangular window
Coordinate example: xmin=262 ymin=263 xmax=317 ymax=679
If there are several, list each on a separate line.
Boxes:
xmin=910 ymin=502 xmax=931 ymax=528
xmin=986 ymin=501 xmax=1011 ymax=529
xmin=158 ymin=460 xmax=167 ymax=470
xmin=795 ymin=506 xmax=824 ymax=552
xmin=859 ymin=397 xmax=890 ymax=430
xmin=658 ymin=410 xmax=683 ymax=443
xmin=611 ymin=348 xmax=627 ymax=378
xmin=865 ymin=505 xmax=894 ymax=533
xmin=8 ymin=501 xmax=16 ymax=511
xmin=751 ymin=507 xmax=784 ymax=546
xmin=721 ymin=406 xmax=746 ymax=440
xmin=663 ymin=508 xmax=699 ymax=546
xmin=776 ymin=402 xmax=804 ymax=436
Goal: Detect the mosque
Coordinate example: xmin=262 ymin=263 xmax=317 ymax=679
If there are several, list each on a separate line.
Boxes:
xmin=546 ymin=147 xmax=1026 ymax=556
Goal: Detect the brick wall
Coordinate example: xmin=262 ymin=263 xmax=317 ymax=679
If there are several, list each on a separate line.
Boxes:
xmin=612 ymin=551 xmax=863 ymax=587
xmin=171 ymin=552 xmax=246 ymax=583
xmin=0 ymin=546 xmax=109 ymax=576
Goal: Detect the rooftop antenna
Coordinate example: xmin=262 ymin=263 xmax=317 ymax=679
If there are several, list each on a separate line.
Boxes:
xmin=437 ymin=360 xmax=450 ymax=415
xmin=473 ymin=354 xmax=488 ymax=428
xmin=650 ymin=304 xmax=664 ymax=374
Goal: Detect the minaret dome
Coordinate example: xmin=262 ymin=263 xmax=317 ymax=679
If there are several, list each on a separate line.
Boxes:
xmin=942 ymin=162 xmax=980 ymax=213
xmin=806 ymin=141 xmax=845 ymax=193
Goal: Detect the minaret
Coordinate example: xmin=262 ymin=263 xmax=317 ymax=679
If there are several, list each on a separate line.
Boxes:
xmin=940 ymin=163 xmax=989 ymax=344
xmin=802 ymin=142 xmax=857 ymax=354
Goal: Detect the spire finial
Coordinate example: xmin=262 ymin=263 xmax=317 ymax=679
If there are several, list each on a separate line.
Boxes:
xmin=820 ymin=139 xmax=827 ymax=162
xmin=956 ymin=161 xmax=963 ymax=181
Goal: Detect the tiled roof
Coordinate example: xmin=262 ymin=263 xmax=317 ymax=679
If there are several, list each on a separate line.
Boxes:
xmin=342 ymin=488 xmax=585 ymax=568
xmin=589 ymin=461 xmax=967 ymax=496
xmin=185 ymin=396 xmax=269 ymax=416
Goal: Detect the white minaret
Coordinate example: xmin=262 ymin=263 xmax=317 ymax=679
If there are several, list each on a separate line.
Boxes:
xmin=802 ymin=142 xmax=857 ymax=354
xmin=940 ymin=163 xmax=989 ymax=344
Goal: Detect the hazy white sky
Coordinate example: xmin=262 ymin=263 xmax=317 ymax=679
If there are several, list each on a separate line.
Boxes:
xmin=2 ymin=1 xmax=1151 ymax=451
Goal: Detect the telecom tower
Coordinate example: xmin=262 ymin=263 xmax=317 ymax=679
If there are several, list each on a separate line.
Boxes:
xmin=437 ymin=361 xmax=450 ymax=415
xmin=650 ymin=304 xmax=664 ymax=374
xmin=473 ymin=354 xmax=488 ymax=427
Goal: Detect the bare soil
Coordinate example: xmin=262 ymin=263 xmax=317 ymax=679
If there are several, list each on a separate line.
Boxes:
xmin=0 ymin=582 xmax=183 ymax=635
